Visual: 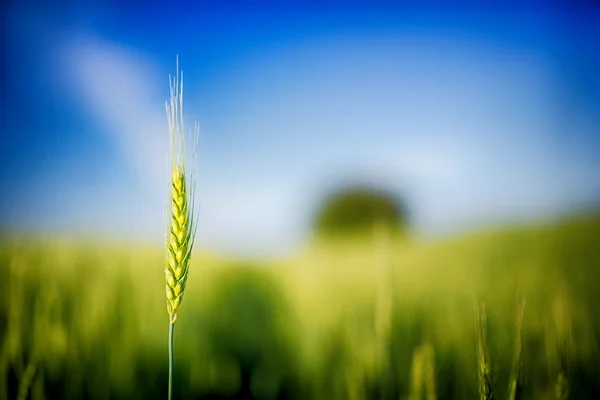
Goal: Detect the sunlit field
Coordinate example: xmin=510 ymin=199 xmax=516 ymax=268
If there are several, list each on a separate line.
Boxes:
xmin=1 ymin=212 xmax=599 ymax=399
xmin=5 ymin=0 xmax=600 ymax=399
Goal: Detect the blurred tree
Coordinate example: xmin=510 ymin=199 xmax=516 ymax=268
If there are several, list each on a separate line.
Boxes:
xmin=314 ymin=186 xmax=409 ymax=238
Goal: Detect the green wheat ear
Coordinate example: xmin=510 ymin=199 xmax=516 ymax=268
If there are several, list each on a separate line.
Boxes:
xmin=164 ymin=59 xmax=199 ymax=324
xmin=165 ymin=164 xmax=191 ymax=322
xmin=476 ymin=301 xmax=494 ymax=400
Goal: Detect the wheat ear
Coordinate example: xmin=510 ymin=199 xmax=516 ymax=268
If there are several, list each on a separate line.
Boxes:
xmin=476 ymin=301 xmax=494 ymax=400
xmin=508 ymin=298 xmax=526 ymax=400
xmin=164 ymin=57 xmax=199 ymax=400
xmin=552 ymin=296 xmax=571 ymax=400
xmin=409 ymin=342 xmax=437 ymax=400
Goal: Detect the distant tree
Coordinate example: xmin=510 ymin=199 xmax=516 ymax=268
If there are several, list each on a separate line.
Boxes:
xmin=314 ymin=186 xmax=409 ymax=238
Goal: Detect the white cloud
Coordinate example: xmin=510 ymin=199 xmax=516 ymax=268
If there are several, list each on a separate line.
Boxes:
xmin=58 ymin=35 xmax=303 ymax=254
xmin=62 ymin=35 xmax=169 ymax=195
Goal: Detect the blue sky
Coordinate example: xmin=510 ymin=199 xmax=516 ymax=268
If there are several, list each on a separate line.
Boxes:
xmin=3 ymin=1 xmax=600 ymax=255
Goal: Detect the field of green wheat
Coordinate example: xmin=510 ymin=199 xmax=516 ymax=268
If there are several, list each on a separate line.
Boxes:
xmin=1 ymin=213 xmax=599 ymax=399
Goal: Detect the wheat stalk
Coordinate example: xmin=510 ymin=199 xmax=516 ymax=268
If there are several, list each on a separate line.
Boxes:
xmin=552 ymin=296 xmax=571 ymax=400
xmin=164 ymin=57 xmax=199 ymax=400
xmin=508 ymin=298 xmax=526 ymax=400
xmin=476 ymin=301 xmax=494 ymax=400
xmin=409 ymin=342 xmax=437 ymax=400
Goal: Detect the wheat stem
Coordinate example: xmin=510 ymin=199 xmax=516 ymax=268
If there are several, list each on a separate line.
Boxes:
xmin=168 ymin=322 xmax=174 ymax=400
xmin=17 ymin=362 xmax=36 ymax=400
xmin=552 ymin=296 xmax=571 ymax=400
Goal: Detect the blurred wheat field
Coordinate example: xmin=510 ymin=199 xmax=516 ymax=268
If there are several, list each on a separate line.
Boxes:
xmin=1 ymin=214 xmax=599 ymax=399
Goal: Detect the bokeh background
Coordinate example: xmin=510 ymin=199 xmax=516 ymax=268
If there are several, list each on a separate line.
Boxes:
xmin=2 ymin=1 xmax=600 ymax=399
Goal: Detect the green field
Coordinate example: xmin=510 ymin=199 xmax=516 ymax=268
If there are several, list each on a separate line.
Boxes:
xmin=1 ymin=213 xmax=599 ymax=399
